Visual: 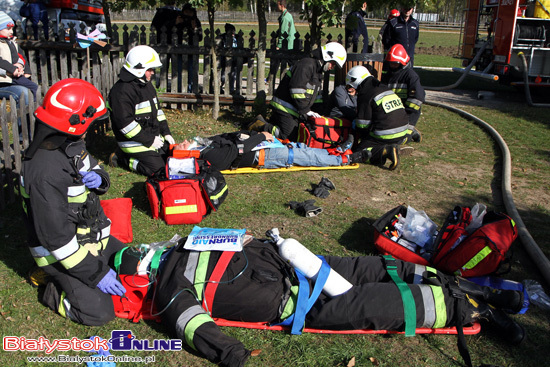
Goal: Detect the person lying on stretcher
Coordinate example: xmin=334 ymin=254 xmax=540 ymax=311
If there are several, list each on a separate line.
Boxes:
xmin=116 ymin=234 xmax=526 ymax=367
xmin=172 ymin=130 xmax=369 ymax=171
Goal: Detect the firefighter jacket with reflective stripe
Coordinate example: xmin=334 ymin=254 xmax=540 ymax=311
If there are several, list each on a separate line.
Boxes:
xmin=152 ymin=239 xmax=462 ymax=367
xmin=155 ymin=240 xmax=294 ymax=367
xmin=199 ymin=131 xmax=267 ymax=171
xmin=382 ymin=15 xmax=420 ymax=62
xmin=108 ymin=68 xmax=172 ymax=154
xmin=270 ymin=55 xmax=323 ymax=118
xmin=381 ymin=62 xmax=425 ymax=115
xmin=21 ymin=139 xmax=113 ymax=287
xmin=354 ymin=78 xmax=410 ymax=148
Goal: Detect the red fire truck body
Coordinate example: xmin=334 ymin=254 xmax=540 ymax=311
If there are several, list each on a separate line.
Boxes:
xmin=461 ymin=0 xmax=550 ymax=85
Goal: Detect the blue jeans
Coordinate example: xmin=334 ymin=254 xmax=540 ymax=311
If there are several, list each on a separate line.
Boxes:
xmin=263 ymin=143 xmax=343 ymax=169
xmin=0 ymin=85 xmax=31 ymax=139
xmin=29 ymin=2 xmax=49 ymax=39
xmin=0 ymin=84 xmax=30 ymax=106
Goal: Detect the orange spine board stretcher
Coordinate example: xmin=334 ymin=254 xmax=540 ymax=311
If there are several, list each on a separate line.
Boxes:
xmin=213 ymin=318 xmax=481 ymax=335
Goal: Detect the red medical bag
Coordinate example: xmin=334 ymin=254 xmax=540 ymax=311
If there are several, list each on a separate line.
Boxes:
xmin=297 ymin=116 xmax=352 ymax=149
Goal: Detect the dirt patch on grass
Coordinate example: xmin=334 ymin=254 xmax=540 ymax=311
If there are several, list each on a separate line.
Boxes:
xmin=417 ymin=45 xmax=458 ymax=57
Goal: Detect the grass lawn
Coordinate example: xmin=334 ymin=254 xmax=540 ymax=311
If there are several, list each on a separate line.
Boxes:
xmin=1 ymin=92 xmax=549 ymax=366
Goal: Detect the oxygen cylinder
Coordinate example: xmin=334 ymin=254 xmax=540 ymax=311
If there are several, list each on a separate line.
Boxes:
xmin=267 ymin=228 xmax=353 ymax=297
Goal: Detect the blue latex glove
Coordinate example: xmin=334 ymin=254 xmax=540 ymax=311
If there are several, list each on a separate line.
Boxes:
xmin=97 ymin=269 xmax=126 ymax=296
xmin=80 ymin=171 xmax=102 ymax=189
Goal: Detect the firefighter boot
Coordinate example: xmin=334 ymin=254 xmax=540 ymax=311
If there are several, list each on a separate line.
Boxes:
xmin=457 ymin=277 xmax=524 ymax=313
xmin=349 ymin=148 xmax=372 ymax=164
xmin=468 ymin=295 xmax=526 ymax=345
xmin=411 ymin=128 xmax=422 ymax=143
xmin=247 ymin=114 xmax=268 ymax=131
xmin=28 ymin=266 xmax=51 ymax=288
xmin=108 ymin=147 xmax=122 ymax=168
xmin=380 ymin=144 xmax=400 ymax=170
xmin=41 ymin=282 xmax=75 ymax=321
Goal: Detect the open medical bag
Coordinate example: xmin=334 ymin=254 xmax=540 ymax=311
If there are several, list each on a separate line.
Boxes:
xmin=111 ymin=237 xmax=180 ymax=323
xmin=431 ymin=207 xmax=517 ymax=277
xmin=146 ymin=158 xmax=228 ymax=225
xmin=297 ymin=116 xmax=352 ymax=149
xmin=373 ymin=205 xmax=517 ymax=277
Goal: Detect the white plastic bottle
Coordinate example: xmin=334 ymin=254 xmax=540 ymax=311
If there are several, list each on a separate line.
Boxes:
xmin=267 ymin=228 xmax=353 ymax=297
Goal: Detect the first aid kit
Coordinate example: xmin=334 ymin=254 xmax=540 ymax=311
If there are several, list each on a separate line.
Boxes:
xmin=373 ymin=205 xmax=518 ymax=277
xmin=146 ymin=159 xmax=228 ymax=225
xmin=297 ymin=116 xmax=352 ymax=149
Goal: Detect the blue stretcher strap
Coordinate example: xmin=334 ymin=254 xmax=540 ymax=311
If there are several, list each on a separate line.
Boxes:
xmin=286 ymin=144 xmax=294 ymax=166
xmin=383 ymin=255 xmax=416 ymax=337
xmin=277 ymin=256 xmax=331 ymax=335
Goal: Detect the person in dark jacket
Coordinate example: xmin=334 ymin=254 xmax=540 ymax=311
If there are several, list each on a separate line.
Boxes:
xmin=172 ymin=130 xmax=365 ymax=172
xmin=348 ymin=65 xmax=412 ymax=170
xmin=21 ymin=79 xmax=127 ymax=326
xmin=108 ymin=45 xmax=176 ymax=177
xmin=328 ymin=84 xmax=357 ymax=120
xmin=250 ymin=42 xmax=347 ymax=141
xmin=218 ymin=23 xmax=241 ymax=95
xmin=345 ymin=1 xmax=369 ymax=53
xmin=381 ymin=43 xmax=424 ymax=141
xmin=151 ymin=1 xmax=181 ymax=44
xmin=382 ymin=4 xmax=419 ymax=64
xmin=116 ymin=235 xmax=526 ymax=367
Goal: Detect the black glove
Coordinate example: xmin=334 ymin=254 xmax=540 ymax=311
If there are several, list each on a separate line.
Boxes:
xmin=288 ymin=200 xmax=323 ymax=217
xmin=310 ymin=177 xmax=336 ymax=199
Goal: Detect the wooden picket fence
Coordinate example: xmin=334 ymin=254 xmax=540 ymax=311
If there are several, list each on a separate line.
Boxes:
xmin=0 ymin=19 xmax=382 ymax=208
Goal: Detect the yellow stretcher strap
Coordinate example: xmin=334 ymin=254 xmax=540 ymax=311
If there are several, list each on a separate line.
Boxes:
xmin=221 ymin=163 xmax=360 ymax=175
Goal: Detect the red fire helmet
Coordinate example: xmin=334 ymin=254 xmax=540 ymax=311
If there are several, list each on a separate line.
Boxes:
xmin=386 ymin=44 xmax=410 ymax=65
xmin=34 ymin=78 xmax=108 ymax=137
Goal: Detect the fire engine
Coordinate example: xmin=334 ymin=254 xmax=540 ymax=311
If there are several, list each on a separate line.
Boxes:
xmin=16 ymin=0 xmax=105 ymax=39
xmin=460 ymin=0 xmax=550 ymax=85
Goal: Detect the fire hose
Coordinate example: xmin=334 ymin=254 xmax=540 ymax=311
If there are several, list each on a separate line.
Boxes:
xmin=425 ymin=100 xmax=550 ymax=287
xmin=518 ymin=52 xmax=550 ymax=108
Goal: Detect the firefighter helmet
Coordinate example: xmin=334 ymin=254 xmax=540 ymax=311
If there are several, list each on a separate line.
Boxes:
xmin=321 ymin=42 xmax=347 ymax=68
xmin=386 ymin=44 xmax=410 ymax=65
xmin=34 ymin=78 xmax=108 ymax=137
xmin=123 ymin=45 xmax=162 ymax=78
xmin=389 ymin=9 xmax=400 ymax=19
xmin=345 ymin=65 xmax=371 ymax=89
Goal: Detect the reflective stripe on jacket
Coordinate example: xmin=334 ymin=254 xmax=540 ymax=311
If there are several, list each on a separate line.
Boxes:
xmin=108 ymin=69 xmax=172 ymax=153
xmin=21 ymin=139 xmax=112 ymax=287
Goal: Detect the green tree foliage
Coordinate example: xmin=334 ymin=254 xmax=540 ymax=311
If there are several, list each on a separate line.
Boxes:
xmin=300 ymin=0 xmax=345 ymax=48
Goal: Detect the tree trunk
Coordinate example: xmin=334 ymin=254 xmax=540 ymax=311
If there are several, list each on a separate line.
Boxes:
xmin=209 ymin=4 xmax=219 ymax=120
xmin=102 ymin=1 xmax=113 ymax=40
xmin=310 ymin=6 xmax=321 ymax=49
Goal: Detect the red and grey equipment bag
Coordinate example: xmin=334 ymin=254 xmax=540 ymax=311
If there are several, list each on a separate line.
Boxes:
xmin=372 ymin=205 xmax=430 ymax=265
xmin=431 ymin=209 xmax=517 ymax=277
xmin=297 ymin=116 xmax=352 ymax=149
xmin=373 ymin=205 xmax=518 ymax=277
xmin=146 ymin=160 xmax=228 ymax=225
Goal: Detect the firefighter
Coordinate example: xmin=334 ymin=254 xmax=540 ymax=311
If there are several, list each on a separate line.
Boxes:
xmin=382 ymin=44 xmax=424 ymax=142
xmin=21 ymin=79 xmax=127 ymax=326
xmin=348 ymin=65 xmax=412 ymax=170
xmin=117 ymin=236 xmax=526 ymax=367
xmin=108 ymin=45 xmax=176 ymax=177
xmin=378 ymin=9 xmax=400 ymax=44
xmin=250 ymin=42 xmax=347 ymax=141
